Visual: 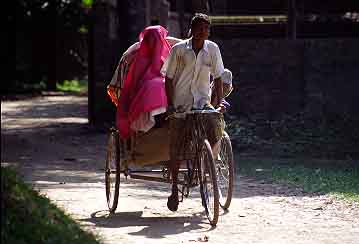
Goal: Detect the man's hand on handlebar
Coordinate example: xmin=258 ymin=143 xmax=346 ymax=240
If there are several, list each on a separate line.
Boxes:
xmin=216 ymin=103 xmax=226 ymax=113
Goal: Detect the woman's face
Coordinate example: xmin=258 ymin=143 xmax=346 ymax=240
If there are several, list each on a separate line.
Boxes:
xmin=192 ymin=21 xmax=210 ymax=41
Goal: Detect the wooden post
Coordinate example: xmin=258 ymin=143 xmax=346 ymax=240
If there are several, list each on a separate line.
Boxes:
xmin=88 ymin=0 xmax=119 ymax=125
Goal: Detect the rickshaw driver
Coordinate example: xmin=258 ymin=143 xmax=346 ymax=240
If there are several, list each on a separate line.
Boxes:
xmin=162 ymin=13 xmax=226 ymax=211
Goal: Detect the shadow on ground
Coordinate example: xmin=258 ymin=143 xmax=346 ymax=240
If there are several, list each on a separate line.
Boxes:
xmin=79 ymin=210 xmax=210 ymax=238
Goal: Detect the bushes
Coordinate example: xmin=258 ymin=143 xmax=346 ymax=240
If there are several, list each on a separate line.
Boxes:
xmin=1 ymin=167 xmax=100 ymax=244
xmin=13 ymin=0 xmax=90 ymax=93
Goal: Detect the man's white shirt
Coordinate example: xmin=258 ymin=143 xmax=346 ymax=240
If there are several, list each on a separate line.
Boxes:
xmin=162 ymin=38 xmax=224 ymax=110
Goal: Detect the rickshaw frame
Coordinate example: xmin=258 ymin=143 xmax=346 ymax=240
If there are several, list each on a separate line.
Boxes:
xmin=105 ymin=110 xmax=235 ymax=226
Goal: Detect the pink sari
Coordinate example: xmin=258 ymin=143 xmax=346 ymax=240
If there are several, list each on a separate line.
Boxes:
xmin=116 ymin=26 xmax=171 ymax=139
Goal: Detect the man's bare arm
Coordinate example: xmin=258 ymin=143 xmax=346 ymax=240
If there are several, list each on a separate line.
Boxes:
xmin=213 ymin=77 xmax=224 ymax=108
xmin=165 ymin=76 xmax=174 ymax=108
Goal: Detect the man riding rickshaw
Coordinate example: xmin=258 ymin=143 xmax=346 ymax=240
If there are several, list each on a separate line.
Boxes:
xmin=106 ymin=13 xmax=234 ymax=226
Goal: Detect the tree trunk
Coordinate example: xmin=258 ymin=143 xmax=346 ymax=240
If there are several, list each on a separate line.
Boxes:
xmin=46 ymin=4 xmax=57 ymax=91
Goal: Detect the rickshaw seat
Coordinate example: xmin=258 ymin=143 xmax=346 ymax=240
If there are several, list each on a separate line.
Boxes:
xmin=128 ymin=122 xmax=170 ymax=166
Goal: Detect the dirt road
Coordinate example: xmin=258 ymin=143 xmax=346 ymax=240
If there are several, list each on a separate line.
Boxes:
xmin=2 ymin=95 xmax=358 ymax=244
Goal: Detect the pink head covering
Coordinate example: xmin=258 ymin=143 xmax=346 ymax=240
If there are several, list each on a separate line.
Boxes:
xmin=121 ymin=26 xmax=170 ymax=107
xmin=117 ymin=25 xmax=171 ymax=139
xmin=139 ymin=25 xmax=170 ymax=60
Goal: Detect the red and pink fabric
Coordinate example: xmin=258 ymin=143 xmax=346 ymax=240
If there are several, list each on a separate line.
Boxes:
xmin=116 ymin=25 xmax=171 ymax=139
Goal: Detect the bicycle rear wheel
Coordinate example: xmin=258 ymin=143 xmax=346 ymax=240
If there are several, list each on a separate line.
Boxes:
xmin=199 ymin=139 xmax=219 ymax=226
xmin=216 ymin=131 xmax=234 ymax=209
xmin=105 ymin=129 xmax=121 ymax=213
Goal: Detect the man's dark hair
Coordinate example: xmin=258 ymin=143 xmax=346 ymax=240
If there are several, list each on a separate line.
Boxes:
xmin=190 ymin=13 xmax=211 ymax=28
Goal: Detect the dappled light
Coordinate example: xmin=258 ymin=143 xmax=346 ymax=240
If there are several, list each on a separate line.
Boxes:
xmin=8 ymin=1 xmax=359 ymax=243
xmin=2 ymin=93 xmax=359 ymax=244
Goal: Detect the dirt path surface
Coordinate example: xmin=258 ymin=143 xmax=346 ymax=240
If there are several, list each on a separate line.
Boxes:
xmin=2 ymin=95 xmax=359 ymax=244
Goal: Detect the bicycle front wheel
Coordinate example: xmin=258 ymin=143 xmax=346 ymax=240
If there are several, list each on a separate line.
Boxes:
xmin=199 ymin=139 xmax=219 ymax=226
xmin=216 ymin=131 xmax=235 ymax=209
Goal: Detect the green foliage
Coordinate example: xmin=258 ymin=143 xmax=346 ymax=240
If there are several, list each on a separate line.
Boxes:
xmin=82 ymin=0 xmax=93 ymax=8
xmin=238 ymin=158 xmax=359 ymax=202
xmin=15 ymin=0 xmax=90 ymax=93
xmin=56 ymin=80 xmax=88 ymax=93
xmin=17 ymin=0 xmax=89 ymax=31
xmin=1 ymin=167 xmax=100 ymax=244
xmin=79 ymin=25 xmax=89 ymax=33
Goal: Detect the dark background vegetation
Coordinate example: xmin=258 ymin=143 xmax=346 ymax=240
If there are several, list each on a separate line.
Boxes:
xmin=10 ymin=0 xmax=359 ymax=93
xmin=7 ymin=0 xmax=359 ymax=159
xmin=8 ymin=0 xmax=90 ymax=94
xmin=4 ymin=2 xmax=358 ymax=243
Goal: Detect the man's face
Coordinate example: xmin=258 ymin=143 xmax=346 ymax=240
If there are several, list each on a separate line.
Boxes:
xmin=192 ymin=21 xmax=210 ymax=41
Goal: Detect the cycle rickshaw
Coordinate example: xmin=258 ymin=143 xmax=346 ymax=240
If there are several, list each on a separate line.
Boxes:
xmin=104 ymin=109 xmax=235 ymax=226
xmin=104 ymin=28 xmax=235 ymax=225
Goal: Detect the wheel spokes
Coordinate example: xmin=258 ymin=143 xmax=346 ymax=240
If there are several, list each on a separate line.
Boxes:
xmin=200 ymin=143 xmax=216 ymax=220
xmin=216 ymin=134 xmax=234 ymax=209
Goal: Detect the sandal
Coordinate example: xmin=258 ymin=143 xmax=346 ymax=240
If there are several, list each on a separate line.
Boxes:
xmin=167 ymin=191 xmax=179 ymax=211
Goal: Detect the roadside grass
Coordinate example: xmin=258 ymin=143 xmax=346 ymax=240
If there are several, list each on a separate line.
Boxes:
xmin=1 ymin=167 xmax=101 ymax=244
xmin=56 ymin=79 xmax=88 ymax=93
xmin=237 ymin=158 xmax=359 ymax=202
